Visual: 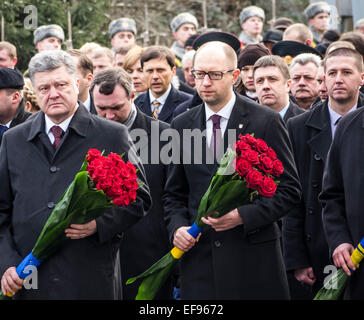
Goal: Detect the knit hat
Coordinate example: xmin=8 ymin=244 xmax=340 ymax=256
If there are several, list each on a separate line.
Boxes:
xmin=238 ymin=43 xmax=270 ymax=69
xmin=109 ymin=18 xmax=137 ymax=39
xmin=33 ymin=25 xmax=64 ymax=45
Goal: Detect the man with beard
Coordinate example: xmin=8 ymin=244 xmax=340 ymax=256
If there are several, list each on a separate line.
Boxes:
xmin=283 ymin=46 xmax=364 ymax=299
xmin=289 ymin=53 xmax=321 ymax=110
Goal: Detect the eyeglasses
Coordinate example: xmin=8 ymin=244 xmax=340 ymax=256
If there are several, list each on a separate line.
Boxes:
xmin=191 ymin=69 xmax=234 ymax=80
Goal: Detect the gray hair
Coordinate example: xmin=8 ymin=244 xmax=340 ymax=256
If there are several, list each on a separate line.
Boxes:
xmin=181 ymin=49 xmax=195 ymax=68
xmin=289 ymin=53 xmax=321 ymax=71
xmin=28 ymin=50 xmax=77 ymax=84
xmin=90 ymin=67 xmax=133 ymax=99
xmin=355 ymin=18 xmax=364 ymax=30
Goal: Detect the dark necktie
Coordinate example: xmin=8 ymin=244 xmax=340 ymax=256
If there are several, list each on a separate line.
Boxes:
xmin=0 ymin=124 xmax=8 ymax=137
xmin=50 ymin=125 xmax=64 ymax=150
xmin=211 ymin=114 xmax=222 ymax=159
xmin=334 ymin=117 xmax=342 ymax=126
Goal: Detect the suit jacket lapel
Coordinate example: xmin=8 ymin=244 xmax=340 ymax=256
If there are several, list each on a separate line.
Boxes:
xmin=158 ymin=86 xmax=177 ymax=122
xmin=306 ymin=102 xmax=332 ymax=163
xmin=138 ymin=92 xmax=153 ymax=118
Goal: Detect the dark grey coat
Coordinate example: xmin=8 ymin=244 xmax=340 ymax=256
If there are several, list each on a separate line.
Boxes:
xmin=320 ymin=106 xmax=364 ymax=299
xmin=283 ymin=96 xmax=364 ymax=294
xmin=0 ymin=104 xmax=151 ymax=299
xmin=120 ymin=109 xmax=173 ymax=300
xmin=163 ymin=94 xmax=301 ymax=299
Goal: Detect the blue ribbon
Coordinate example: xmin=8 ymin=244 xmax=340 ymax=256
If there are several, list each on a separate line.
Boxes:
xmin=187 ymin=222 xmax=202 ymax=239
xmin=16 ymin=252 xmax=43 ymax=280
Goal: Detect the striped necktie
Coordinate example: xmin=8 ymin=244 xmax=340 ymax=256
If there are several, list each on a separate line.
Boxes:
xmin=152 ymin=100 xmax=161 ymax=119
xmin=50 ymin=125 xmax=64 ymax=150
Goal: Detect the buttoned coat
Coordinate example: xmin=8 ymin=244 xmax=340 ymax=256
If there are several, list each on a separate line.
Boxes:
xmin=283 ymin=96 xmax=364 ymax=293
xmin=320 ymin=106 xmax=364 ymax=299
xmin=0 ymin=104 xmax=151 ymax=299
xmin=134 ymin=86 xmax=192 ymax=124
xmin=163 ymin=94 xmax=301 ymax=299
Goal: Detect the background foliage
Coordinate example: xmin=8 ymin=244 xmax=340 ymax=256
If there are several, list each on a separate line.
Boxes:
xmin=0 ymin=0 xmax=309 ymax=72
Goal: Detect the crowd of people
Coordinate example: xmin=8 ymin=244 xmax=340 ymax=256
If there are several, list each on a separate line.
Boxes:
xmin=1 ymin=1 xmax=364 ymax=300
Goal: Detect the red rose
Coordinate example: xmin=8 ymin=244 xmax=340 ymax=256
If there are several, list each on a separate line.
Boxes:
xmin=87 ymin=149 xmax=102 ymax=162
xmin=258 ymin=154 xmax=274 ymax=174
xmin=235 ymin=157 xmax=251 ymax=177
xmin=241 ymin=149 xmax=260 ymax=165
xmin=113 ymin=192 xmax=131 ymax=206
xmin=259 ymin=176 xmax=277 ymax=198
xmin=272 ymin=159 xmax=284 ymax=177
xmin=240 ymin=134 xmax=257 ymax=147
xmin=254 ymin=139 xmax=269 ymax=154
xmin=265 ymin=147 xmax=277 ymax=160
xmin=245 ymin=169 xmax=263 ymax=190
xmin=235 ymin=140 xmax=251 ymax=156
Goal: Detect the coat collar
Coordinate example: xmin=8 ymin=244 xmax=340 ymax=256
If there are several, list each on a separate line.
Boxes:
xmin=27 ymin=102 xmax=90 ymax=141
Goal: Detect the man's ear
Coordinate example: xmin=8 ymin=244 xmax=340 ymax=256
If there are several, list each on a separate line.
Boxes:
xmin=11 ymin=91 xmax=21 ymax=105
xmin=86 ymin=72 xmax=93 ymax=87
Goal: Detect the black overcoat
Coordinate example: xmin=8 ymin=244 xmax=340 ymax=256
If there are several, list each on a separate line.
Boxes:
xmin=320 ymin=106 xmax=364 ymax=299
xmin=0 ymin=104 xmax=151 ymax=299
xmin=120 ymin=109 xmax=173 ymax=299
xmin=283 ymin=97 xmax=364 ymax=293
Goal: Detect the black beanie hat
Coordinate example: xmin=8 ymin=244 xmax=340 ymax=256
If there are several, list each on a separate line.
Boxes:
xmin=238 ymin=43 xmax=270 ymax=69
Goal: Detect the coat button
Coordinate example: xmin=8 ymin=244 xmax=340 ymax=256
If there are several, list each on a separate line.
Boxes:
xmin=306 ymin=234 xmax=311 ymax=241
xmin=308 ymin=208 xmax=314 ymax=215
xmin=50 ymin=166 xmax=58 ymax=173
xmin=314 ymin=153 xmax=321 ymax=161
xmin=214 ymin=240 xmax=221 ymax=248
xmin=48 ymin=202 xmax=55 ymax=209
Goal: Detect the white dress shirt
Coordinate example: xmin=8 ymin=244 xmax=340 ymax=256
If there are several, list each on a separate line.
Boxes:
xmin=205 ymin=93 xmax=236 ymax=146
xmin=149 ymin=84 xmax=172 ymax=114
xmin=45 ymin=112 xmax=75 ymax=144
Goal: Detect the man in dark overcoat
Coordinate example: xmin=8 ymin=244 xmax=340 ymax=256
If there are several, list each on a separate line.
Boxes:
xmin=163 ymin=41 xmax=301 ymax=299
xmin=319 ymin=47 xmax=364 ymax=300
xmin=0 ymin=50 xmax=151 ymax=299
xmin=91 ymin=67 xmax=173 ymax=300
xmin=283 ymin=46 xmax=364 ymax=298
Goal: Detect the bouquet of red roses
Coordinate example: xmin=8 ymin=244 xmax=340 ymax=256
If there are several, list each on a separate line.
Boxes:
xmin=126 ymin=133 xmax=283 ymax=300
xmin=0 ymin=149 xmax=141 ymax=298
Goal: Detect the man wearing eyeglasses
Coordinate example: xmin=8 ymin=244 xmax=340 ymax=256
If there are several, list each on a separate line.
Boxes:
xmin=163 ymin=41 xmax=301 ymax=299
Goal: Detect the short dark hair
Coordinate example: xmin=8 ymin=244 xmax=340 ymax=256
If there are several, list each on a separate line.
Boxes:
xmin=339 ymin=32 xmax=364 ymax=59
xmin=140 ymin=45 xmax=175 ymax=69
xmin=90 ymin=67 xmax=133 ymax=98
xmin=324 ymin=47 xmax=363 ymax=73
xmin=253 ymin=55 xmax=290 ymax=81
xmin=67 ymin=49 xmax=93 ymax=76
